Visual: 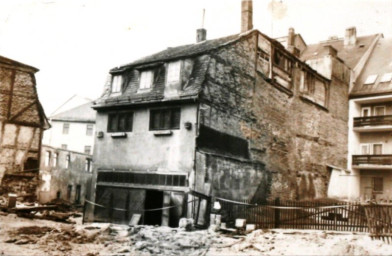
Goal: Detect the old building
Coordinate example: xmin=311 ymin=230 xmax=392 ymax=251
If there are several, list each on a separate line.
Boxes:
xmin=43 ymin=100 xmax=96 ymax=154
xmin=87 ymin=0 xmax=353 ymax=226
xmin=38 ymin=145 xmax=93 ymax=204
xmin=0 ymin=55 xmax=49 ymax=199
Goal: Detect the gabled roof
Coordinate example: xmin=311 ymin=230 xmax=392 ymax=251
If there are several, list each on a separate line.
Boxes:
xmin=51 ymin=102 xmax=96 ymax=122
xmin=110 ymin=30 xmax=256 ymax=73
xmin=350 ymin=37 xmax=392 ymax=97
xmin=301 ymin=34 xmax=379 ymax=69
xmin=0 ymin=55 xmax=39 ymax=73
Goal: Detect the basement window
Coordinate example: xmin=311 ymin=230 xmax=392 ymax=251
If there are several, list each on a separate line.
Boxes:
xmin=150 ymin=108 xmax=180 ymax=130
xmin=111 ymin=75 xmax=123 ymax=93
xmin=364 ymin=74 xmax=378 ymax=85
xmin=139 ymin=70 xmax=154 ymax=90
xmin=107 ymin=112 xmax=133 ymax=132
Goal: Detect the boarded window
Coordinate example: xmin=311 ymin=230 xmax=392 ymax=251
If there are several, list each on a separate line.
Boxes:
xmin=149 ymin=108 xmax=181 ymax=130
xmin=107 ymin=112 xmax=133 ymax=132
xmin=112 ymin=75 xmax=123 ymax=93
xmin=62 ymin=123 xmax=70 ymax=134
xmin=140 ymin=71 xmax=154 ymax=89
xmin=86 ymin=124 xmax=93 ymax=136
xmin=197 ymin=125 xmax=250 ymax=159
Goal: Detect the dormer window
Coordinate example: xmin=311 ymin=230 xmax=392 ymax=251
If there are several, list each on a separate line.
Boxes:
xmin=111 ymin=75 xmax=123 ymax=93
xmin=380 ymin=73 xmax=392 ymax=83
xmin=167 ymin=61 xmax=181 ymax=84
xmin=140 ymin=70 xmax=154 ymax=90
xmin=364 ymin=74 xmax=378 ymax=85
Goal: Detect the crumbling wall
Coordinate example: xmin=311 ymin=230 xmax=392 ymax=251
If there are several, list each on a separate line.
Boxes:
xmin=0 ymin=66 xmax=45 ymax=199
xmin=197 ymin=32 xmax=349 ymax=201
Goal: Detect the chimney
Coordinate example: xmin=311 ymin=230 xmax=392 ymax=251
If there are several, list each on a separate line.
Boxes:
xmin=241 ymin=0 xmax=253 ymax=33
xmin=287 ymin=28 xmax=300 ymax=57
xmin=196 ymin=28 xmax=207 ymax=43
xmin=344 ymin=27 xmax=357 ymax=46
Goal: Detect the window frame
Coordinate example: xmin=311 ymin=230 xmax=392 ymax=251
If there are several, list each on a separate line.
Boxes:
xmin=85 ymin=158 xmax=92 ymax=172
xmin=62 ymin=123 xmax=70 ymax=134
xmin=372 ymin=143 xmax=383 ymax=155
xmin=86 ymin=124 xmax=93 ymax=136
xmin=360 ymin=143 xmax=370 ymax=155
xmin=361 ymin=107 xmax=371 ymax=117
xmin=45 ymin=151 xmax=51 ymax=167
xmin=84 ymin=145 xmax=91 ymax=155
xmin=107 ymin=112 xmax=134 ymax=133
xmin=374 ymin=106 xmax=386 ymax=116
xmin=149 ymin=107 xmax=181 ymax=131
xmin=166 ymin=61 xmax=182 ymax=85
xmin=52 ymin=153 xmax=58 ymax=167
xmin=111 ymin=75 xmax=123 ymax=93
xmin=372 ymin=177 xmax=383 ymax=193
xmin=139 ymin=70 xmax=154 ymax=90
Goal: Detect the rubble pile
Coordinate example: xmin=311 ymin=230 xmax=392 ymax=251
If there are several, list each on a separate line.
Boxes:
xmin=128 ymin=226 xmax=216 ymax=256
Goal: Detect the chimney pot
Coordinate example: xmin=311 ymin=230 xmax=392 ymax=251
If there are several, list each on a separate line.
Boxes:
xmin=241 ymin=0 xmax=253 ymax=33
xmin=287 ymin=27 xmax=295 ymax=47
xmin=344 ymin=27 xmax=357 ymax=46
xmin=196 ymin=28 xmax=207 ymax=43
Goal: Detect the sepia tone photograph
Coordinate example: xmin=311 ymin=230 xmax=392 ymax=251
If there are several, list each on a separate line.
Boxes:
xmin=0 ymin=0 xmax=392 ymax=255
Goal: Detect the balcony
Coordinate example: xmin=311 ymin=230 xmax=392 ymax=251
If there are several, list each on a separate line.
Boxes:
xmin=353 ymin=115 xmax=392 ymax=132
xmin=352 ymin=154 xmax=392 ymax=169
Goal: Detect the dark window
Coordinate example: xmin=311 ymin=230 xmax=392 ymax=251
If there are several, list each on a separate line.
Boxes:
xmin=149 ymin=108 xmax=180 ymax=130
xmin=107 ymin=112 xmax=133 ymax=132
xmin=372 ymin=177 xmax=383 ymax=193
xmin=273 ymin=50 xmax=292 ymax=74
xmin=75 ymin=185 xmax=81 ymax=204
xmin=85 ymin=159 xmax=92 ymax=172
xmin=67 ymin=185 xmax=72 ymax=200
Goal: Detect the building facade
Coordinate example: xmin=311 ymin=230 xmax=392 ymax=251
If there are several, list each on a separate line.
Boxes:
xmin=0 ymin=55 xmax=49 ymax=199
xmin=87 ymin=0 xmax=355 ymax=226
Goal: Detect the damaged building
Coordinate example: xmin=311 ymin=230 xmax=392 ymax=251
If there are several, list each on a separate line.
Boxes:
xmin=0 ymin=55 xmax=49 ymax=200
xmin=87 ymin=0 xmax=352 ymax=226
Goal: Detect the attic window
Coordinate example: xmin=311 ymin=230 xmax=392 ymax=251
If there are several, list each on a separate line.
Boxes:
xmin=111 ymin=75 xmax=123 ymax=93
xmin=380 ymin=73 xmax=392 ymax=83
xmin=140 ymin=70 xmax=154 ymax=90
xmin=364 ymin=74 xmax=378 ymax=85
xmin=167 ymin=61 xmax=181 ymax=84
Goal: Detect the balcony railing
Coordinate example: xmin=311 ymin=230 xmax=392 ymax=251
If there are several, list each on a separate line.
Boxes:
xmin=354 ymin=115 xmax=392 ymax=127
xmin=352 ymin=154 xmax=392 ymax=166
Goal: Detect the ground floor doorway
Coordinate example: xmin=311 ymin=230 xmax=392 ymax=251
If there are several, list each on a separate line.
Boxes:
xmin=144 ymin=190 xmax=164 ymax=225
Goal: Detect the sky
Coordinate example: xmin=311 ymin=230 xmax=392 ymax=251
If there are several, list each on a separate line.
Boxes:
xmin=0 ymin=0 xmax=391 ymax=115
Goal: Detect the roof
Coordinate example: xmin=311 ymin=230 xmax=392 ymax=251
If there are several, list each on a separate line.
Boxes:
xmin=301 ymin=34 xmax=379 ymax=69
xmin=350 ymin=37 xmax=392 ymax=97
xmin=51 ymin=102 xmax=96 ymax=122
xmin=50 ymin=95 xmax=93 ymax=116
xmin=0 ymin=55 xmax=39 ymax=73
xmin=111 ymin=30 xmax=256 ymax=72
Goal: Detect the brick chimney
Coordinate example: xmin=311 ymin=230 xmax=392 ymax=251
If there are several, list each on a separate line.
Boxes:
xmin=241 ymin=0 xmax=253 ymax=33
xmin=344 ymin=27 xmax=357 ymax=46
xmin=287 ymin=28 xmax=300 ymax=57
xmin=196 ymin=28 xmax=207 ymax=43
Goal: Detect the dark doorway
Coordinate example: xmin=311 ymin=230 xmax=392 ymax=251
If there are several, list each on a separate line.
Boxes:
xmin=144 ymin=190 xmax=163 ymax=226
xmin=24 ymin=158 xmax=39 ymax=171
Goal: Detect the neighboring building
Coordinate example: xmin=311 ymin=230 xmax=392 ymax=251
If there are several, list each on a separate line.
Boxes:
xmin=0 ymin=55 xmax=49 ymax=199
xmin=88 ymin=1 xmax=353 ymax=226
xmin=43 ymin=101 xmax=96 ymax=154
xmin=343 ymin=37 xmax=392 ymax=201
xmin=38 ymin=145 xmax=93 ymax=204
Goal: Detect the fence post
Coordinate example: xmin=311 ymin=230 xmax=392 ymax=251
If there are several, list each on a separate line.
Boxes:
xmin=274 ymin=197 xmax=280 ymax=228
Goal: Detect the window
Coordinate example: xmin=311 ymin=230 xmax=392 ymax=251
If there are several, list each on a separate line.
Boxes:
xmin=107 ymin=112 xmax=133 ymax=132
xmin=364 ymin=74 xmax=378 ymax=85
xmin=61 ymin=144 xmax=68 ymax=150
xmin=373 ymin=144 xmax=383 ymax=155
xmin=111 ymin=75 xmax=123 ymax=93
xmin=45 ymin=151 xmax=51 ymax=166
xmin=360 ymin=144 xmax=370 ymax=155
xmin=52 ymin=153 xmax=58 ymax=167
xmin=300 ymin=71 xmax=315 ymax=94
xmin=85 ymin=159 xmax=92 ymax=172
xmin=75 ymin=185 xmax=81 ymax=204
xmin=380 ymin=73 xmax=392 ymax=83
xmin=167 ymin=61 xmax=181 ymax=84
xmin=150 ymin=108 xmax=181 ymax=130
xmin=140 ymin=70 xmax=154 ymax=90
xmin=374 ymin=106 xmax=386 ymax=116
xmin=84 ymin=146 xmax=91 ymax=154
xmin=62 ymin=123 xmax=70 ymax=134
xmin=86 ymin=124 xmax=93 ymax=136
xmin=273 ymin=50 xmax=292 ymax=74
xmin=65 ymin=154 xmax=70 ymax=169
xmin=67 ymin=185 xmax=72 ymax=200
xmin=361 ymin=107 xmax=371 ymax=117
xmin=372 ymin=177 xmax=383 ymax=193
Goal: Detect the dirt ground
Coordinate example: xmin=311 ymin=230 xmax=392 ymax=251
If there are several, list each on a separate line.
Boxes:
xmin=1 ymin=213 xmax=392 ymax=256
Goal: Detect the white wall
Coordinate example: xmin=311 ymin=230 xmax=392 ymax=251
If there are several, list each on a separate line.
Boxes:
xmin=43 ymin=120 xmax=95 ymax=154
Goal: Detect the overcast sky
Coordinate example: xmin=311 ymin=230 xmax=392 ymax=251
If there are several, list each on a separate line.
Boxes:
xmin=0 ymin=0 xmax=391 ymax=115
